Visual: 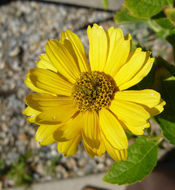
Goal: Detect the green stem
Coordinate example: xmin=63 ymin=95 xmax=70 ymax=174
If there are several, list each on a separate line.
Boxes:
xmin=147 ymin=19 xmax=160 ymax=32
xmin=146 ymin=134 xmax=164 ymax=142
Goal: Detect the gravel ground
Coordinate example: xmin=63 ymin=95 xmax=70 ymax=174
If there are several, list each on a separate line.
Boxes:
xmin=0 ymin=0 xmax=173 ymax=189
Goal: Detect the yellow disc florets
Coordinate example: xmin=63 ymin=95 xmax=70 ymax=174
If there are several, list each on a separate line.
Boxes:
xmin=72 ymin=71 xmax=117 ymax=111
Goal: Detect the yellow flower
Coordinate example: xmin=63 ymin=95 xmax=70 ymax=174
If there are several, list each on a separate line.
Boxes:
xmin=23 ymin=24 xmax=165 ymax=161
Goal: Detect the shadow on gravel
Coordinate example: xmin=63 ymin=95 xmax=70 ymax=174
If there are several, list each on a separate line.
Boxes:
xmin=0 ymin=0 xmax=15 ymax=6
xmin=27 ymin=0 xmax=114 ymax=12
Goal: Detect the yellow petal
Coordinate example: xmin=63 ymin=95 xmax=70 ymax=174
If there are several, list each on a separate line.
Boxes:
xmin=25 ymin=93 xmax=75 ymax=112
xmin=57 ymin=135 xmax=81 ymax=156
xmin=82 ymin=111 xmax=100 ymax=149
xmin=36 ymin=53 xmax=57 ymax=72
xmin=104 ymin=27 xmax=131 ymax=76
xmin=87 ymin=24 xmax=108 ymax=71
xmin=119 ymin=57 xmax=154 ymax=90
xmin=45 ymin=39 xmax=80 ymax=83
xmin=99 ymin=109 xmax=128 ymax=149
xmin=23 ymin=106 xmax=40 ymax=116
xmin=107 ymin=26 xmax=124 ymax=40
xmin=83 ymin=142 xmax=95 ymax=158
xmin=115 ymin=89 xmax=161 ymax=108
xmin=126 ymin=122 xmax=150 ymax=135
xmin=23 ymin=106 xmax=41 ymax=123
xmin=143 ymin=99 xmax=166 ymax=117
xmin=35 ymin=104 xmax=78 ymax=125
xmin=83 ymin=137 xmax=106 ymax=157
xmin=110 ymin=99 xmax=150 ymax=126
xmin=114 ymin=48 xmax=154 ymax=90
xmin=35 ymin=125 xmax=59 ymax=145
xmin=61 ymin=30 xmax=90 ymax=72
xmin=96 ymin=140 xmax=106 ymax=156
xmin=152 ymin=100 xmax=166 ymax=116
xmin=28 ymin=68 xmax=73 ymax=96
xmin=102 ymin=133 xmax=127 ymax=161
xmin=25 ymin=76 xmax=48 ymax=94
xmin=53 ymin=112 xmax=83 ymax=141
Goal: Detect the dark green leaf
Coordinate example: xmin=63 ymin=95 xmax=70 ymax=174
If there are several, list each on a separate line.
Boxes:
xmin=152 ymin=11 xmax=174 ymax=29
xmin=166 ymin=29 xmax=175 ymax=48
xmin=153 ymin=57 xmax=175 ymax=145
xmin=124 ymin=0 xmax=174 ymax=18
xmin=114 ymin=7 xmax=147 ymax=24
xmin=156 ymin=116 xmax=175 ymax=145
xmin=23 ymin=173 xmax=33 ymax=182
xmin=104 ymin=137 xmax=158 ymax=185
xmin=164 ymin=8 xmax=175 ymax=25
xmin=155 ymin=76 xmax=175 ymax=145
xmin=156 ymin=30 xmax=166 ymax=38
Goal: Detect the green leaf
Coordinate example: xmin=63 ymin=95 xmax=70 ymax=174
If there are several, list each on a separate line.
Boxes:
xmin=114 ymin=7 xmax=147 ymax=24
xmin=164 ymin=8 xmax=175 ymax=25
xmin=160 ymin=77 xmax=175 ymax=119
xmin=166 ymin=29 xmax=175 ymax=49
xmin=156 ymin=30 xmax=166 ymax=38
xmin=102 ymin=0 xmax=108 ymax=10
xmin=153 ymin=57 xmax=175 ymax=145
xmin=23 ymin=173 xmax=33 ymax=182
xmin=124 ymin=0 xmax=174 ymax=18
xmin=152 ymin=11 xmax=174 ymax=29
xmin=156 ymin=76 xmax=175 ymax=145
xmin=104 ymin=137 xmax=158 ymax=185
xmin=156 ymin=117 xmax=175 ymax=145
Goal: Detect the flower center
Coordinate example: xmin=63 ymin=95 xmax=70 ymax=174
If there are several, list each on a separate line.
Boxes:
xmin=72 ymin=71 xmax=117 ymax=111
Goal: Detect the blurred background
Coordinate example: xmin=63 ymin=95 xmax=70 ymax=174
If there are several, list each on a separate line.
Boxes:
xmin=0 ymin=0 xmax=174 ymax=190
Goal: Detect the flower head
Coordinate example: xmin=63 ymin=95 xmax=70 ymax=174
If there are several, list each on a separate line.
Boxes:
xmin=23 ymin=24 xmax=165 ymax=161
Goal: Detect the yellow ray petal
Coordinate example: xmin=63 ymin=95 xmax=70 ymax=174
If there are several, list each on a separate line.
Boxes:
xmin=143 ymin=99 xmax=166 ymax=117
xmin=104 ymin=27 xmax=131 ymax=76
xmin=119 ymin=57 xmax=154 ymax=90
xmin=87 ymin=24 xmax=108 ymax=71
xmin=83 ymin=125 xmax=106 ymax=157
xmin=23 ymin=106 xmax=40 ymax=116
xmin=57 ymin=135 xmax=81 ymax=156
xmin=83 ymin=135 xmax=106 ymax=157
xmin=125 ymin=122 xmax=150 ymax=135
xmin=115 ymin=89 xmax=161 ymax=108
xmin=152 ymin=100 xmax=166 ymax=116
xmin=102 ymin=133 xmax=127 ymax=161
xmin=110 ymin=99 xmax=150 ymax=126
xmin=53 ymin=112 xmax=83 ymax=141
xmin=23 ymin=106 xmax=41 ymax=124
xmin=28 ymin=68 xmax=73 ymax=96
xmin=36 ymin=53 xmax=57 ymax=72
xmin=107 ymin=26 xmax=124 ymax=40
xmin=25 ymin=93 xmax=74 ymax=112
xmin=25 ymin=76 xmax=48 ymax=94
xmin=114 ymin=48 xmax=154 ymax=90
xmin=96 ymin=140 xmax=106 ymax=156
xmin=82 ymin=111 xmax=100 ymax=149
xmin=61 ymin=30 xmax=90 ymax=72
xmin=99 ymin=109 xmax=128 ymax=149
xmin=45 ymin=39 xmax=80 ymax=83
xmin=35 ymin=104 xmax=78 ymax=125
xmin=83 ymin=142 xmax=95 ymax=158
xmin=35 ymin=125 xmax=59 ymax=145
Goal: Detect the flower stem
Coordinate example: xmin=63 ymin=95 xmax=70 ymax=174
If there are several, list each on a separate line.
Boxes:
xmin=147 ymin=19 xmax=160 ymax=32
xmin=146 ymin=133 xmax=164 ymax=143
